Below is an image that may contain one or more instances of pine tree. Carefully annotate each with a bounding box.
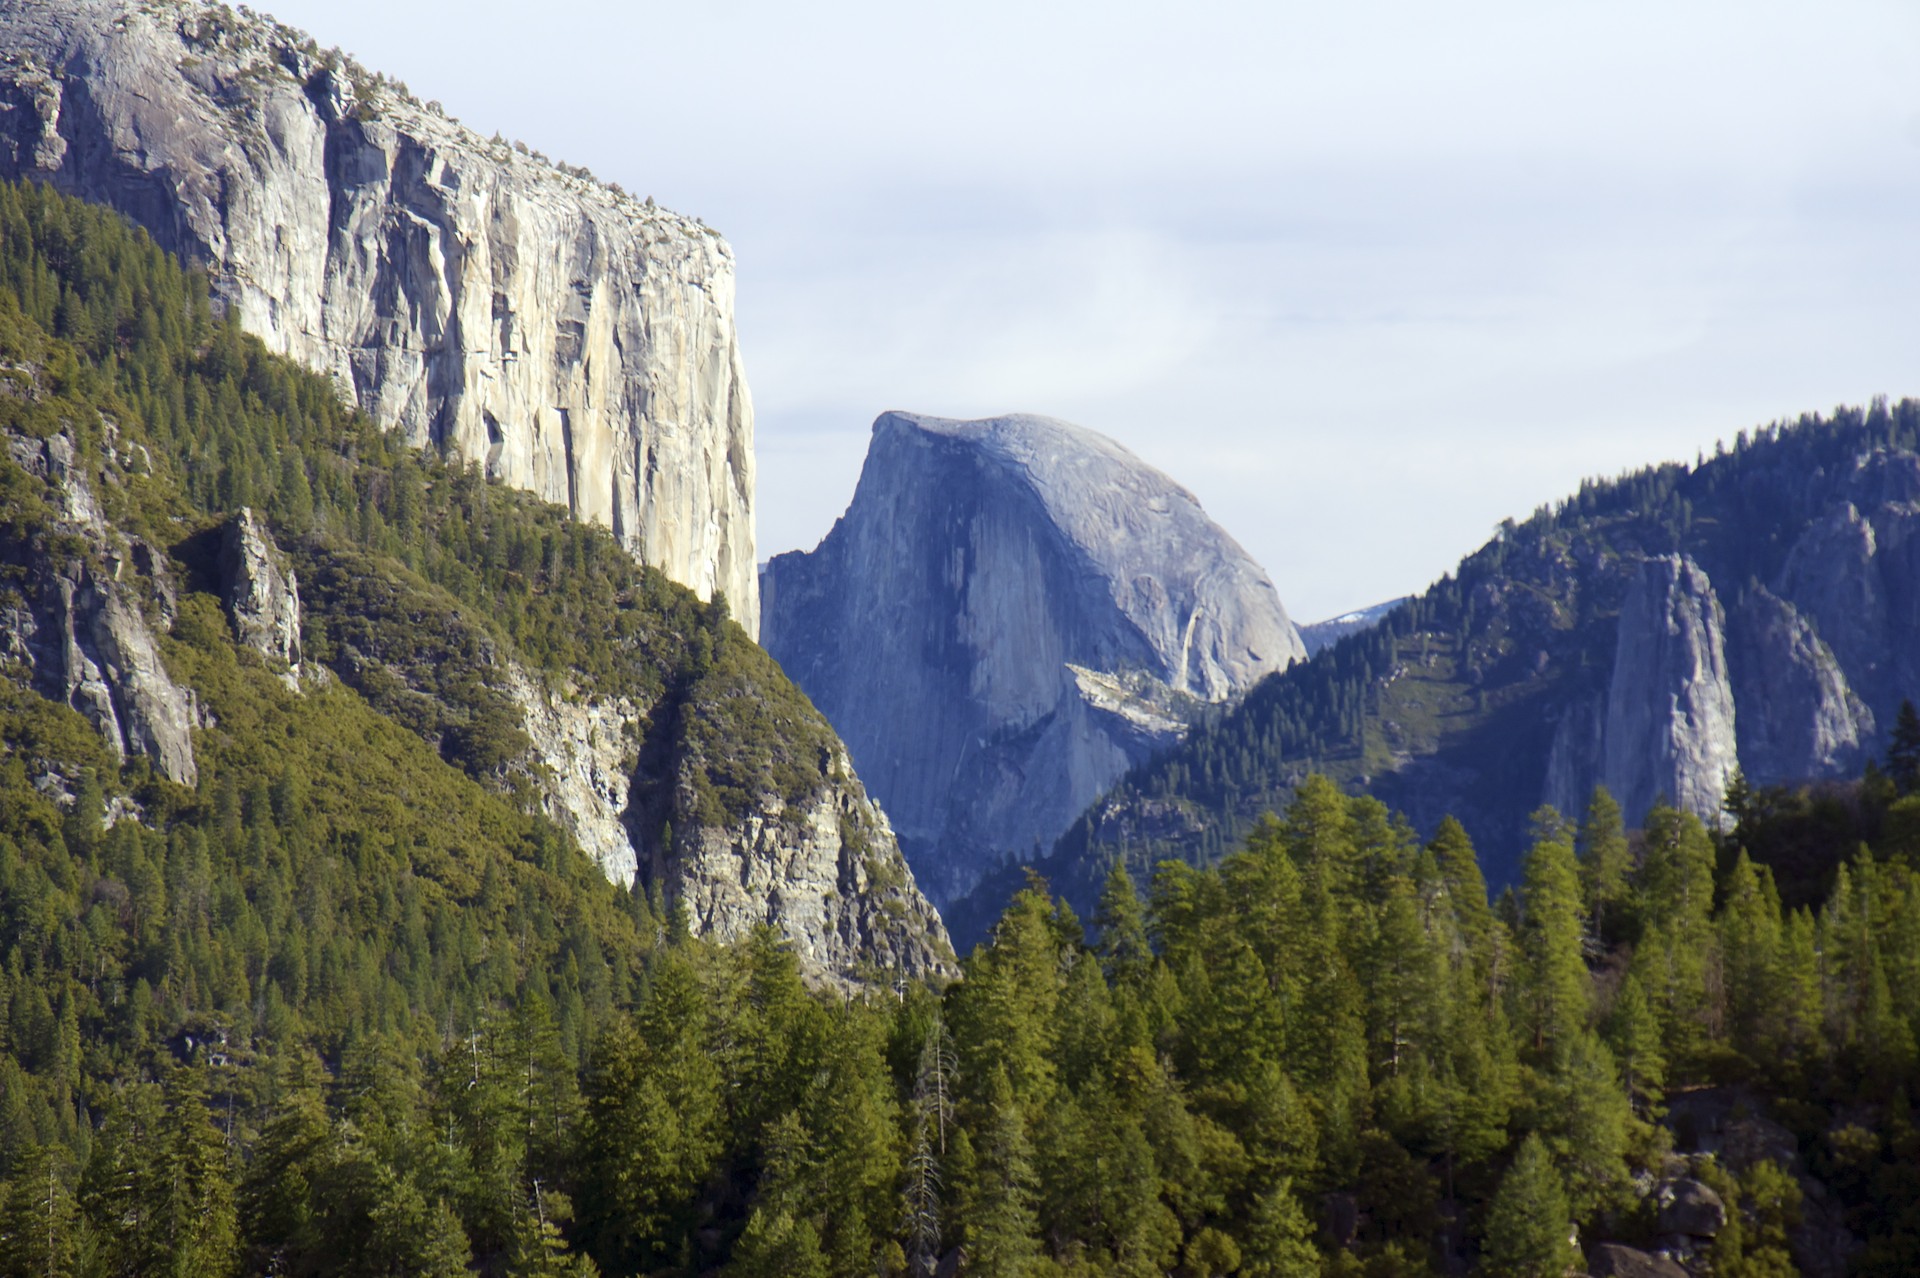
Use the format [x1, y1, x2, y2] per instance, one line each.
[1575, 788, 1630, 943]
[1601, 973, 1665, 1114]
[1238, 1181, 1319, 1278]
[1888, 700, 1920, 796]
[725, 1208, 827, 1278]
[0, 1143, 82, 1278]
[1094, 861, 1153, 988]
[1633, 806, 1719, 1071]
[1515, 813, 1590, 1062]
[1429, 816, 1495, 968]
[143, 1067, 238, 1278]
[965, 1066, 1043, 1278]
[1480, 1134, 1578, 1277]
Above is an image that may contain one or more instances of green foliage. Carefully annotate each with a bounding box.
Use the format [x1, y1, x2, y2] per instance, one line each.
[1041, 394, 1920, 904]
[7, 178, 1920, 1275]
[1478, 1135, 1577, 1277]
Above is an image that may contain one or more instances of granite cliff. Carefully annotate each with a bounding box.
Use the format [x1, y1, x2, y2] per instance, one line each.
[0, 0, 758, 629]
[761, 411, 1305, 905]
[1, 424, 198, 786]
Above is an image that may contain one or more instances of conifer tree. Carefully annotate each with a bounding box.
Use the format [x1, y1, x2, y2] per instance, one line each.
[1888, 700, 1920, 796]
[1429, 816, 1495, 968]
[1575, 788, 1630, 943]
[1094, 861, 1153, 988]
[1239, 1180, 1318, 1278]
[144, 1067, 238, 1278]
[1632, 806, 1718, 1070]
[1601, 973, 1665, 1114]
[0, 1143, 82, 1278]
[965, 1066, 1043, 1278]
[1514, 813, 1589, 1062]
[1480, 1134, 1577, 1277]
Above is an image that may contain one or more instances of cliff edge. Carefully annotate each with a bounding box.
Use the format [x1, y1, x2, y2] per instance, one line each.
[0, 0, 758, 629]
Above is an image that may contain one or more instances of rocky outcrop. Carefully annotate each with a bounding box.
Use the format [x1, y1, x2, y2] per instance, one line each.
[1586, 1244, 1687, 1278]
[1774, 452, 1920, 729]
[1656, 1177, 1727, 1239]
[761, 411, 1305, 905]
[296, 542, 952, 986]
[219, 507, 302, 671]
[1727, 586, 1871, 783]
[0, 0, 757, 630]
[1, 429, 197, 784]
[660, 742, 954, 984]
[502, 661, 640, 885]
[1035, 403, 1920, 892]
[1546, 555, 1744, 828]
[1601, 555, 1740, 824]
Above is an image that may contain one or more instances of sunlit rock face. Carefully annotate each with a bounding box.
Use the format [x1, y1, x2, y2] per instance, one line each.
[762, 410, 1306, 905]
[1601, 554, 1741, 825]
[0, 0, 758, 631]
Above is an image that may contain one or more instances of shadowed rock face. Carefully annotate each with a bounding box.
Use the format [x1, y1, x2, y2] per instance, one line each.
[220, 508, 302, 673]
[761, 411, 1305, 905]
[1, 429, 197, 786]
[0, 0, 757, 631]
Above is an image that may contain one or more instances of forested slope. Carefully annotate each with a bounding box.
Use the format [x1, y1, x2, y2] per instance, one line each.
[0, 177, 949, 985]
[952, 399, 1920, 940]
[3, 180, 1920, 1278]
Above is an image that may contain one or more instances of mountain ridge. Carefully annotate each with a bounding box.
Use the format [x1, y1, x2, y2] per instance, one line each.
[946, 399, 1920, 938]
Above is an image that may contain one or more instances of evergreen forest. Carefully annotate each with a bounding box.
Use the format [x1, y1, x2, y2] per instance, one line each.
[2, 183, 1920, 1278]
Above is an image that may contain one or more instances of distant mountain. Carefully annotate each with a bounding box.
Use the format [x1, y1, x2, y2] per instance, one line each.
[1299, 598, 1410, 655]
[948, 399, 1920, 939]
[761, 411, 1306, 906]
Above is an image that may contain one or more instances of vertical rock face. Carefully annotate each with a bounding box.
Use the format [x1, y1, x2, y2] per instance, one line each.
[1602, 555, 1739, 825]
[296, 544, 954, 987]
[761, 411, 1305, 905]
[1726, 587, 1871, 783]
[1775, 504, 1889, 714]
[660, 741, 955, 985]
[0, 0, 758, 630]
[1773, 454, 1920, 729]
[1, 429, 197, 785]
[219, 507, 302, 670]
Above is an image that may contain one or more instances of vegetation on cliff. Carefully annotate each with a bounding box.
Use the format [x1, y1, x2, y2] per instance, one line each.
[4, 178, 1920, 1278]
[1015, 395, 1920, 923]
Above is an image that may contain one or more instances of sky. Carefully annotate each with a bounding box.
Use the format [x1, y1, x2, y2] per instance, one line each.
[260, 0, 1920, 622]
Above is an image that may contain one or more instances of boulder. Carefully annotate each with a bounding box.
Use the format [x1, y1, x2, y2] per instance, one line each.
[1586, 1242, 1688, 1278]
[1657, 1177, 1727, 1239]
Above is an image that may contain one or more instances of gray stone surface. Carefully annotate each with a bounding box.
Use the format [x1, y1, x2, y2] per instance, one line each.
[1602, 555, 1740, 826]
[1656, 1177, 1727, 1239]
[219, 508, 302, 672]
[1774, 452, 1920, 732]
[0, 429, 197, 785]
[0, 0, 758, 631]
[666, 742, 955, 986]
[1727, 586, 1872, 784]
[1586, 1242, 1687, 1278]
[761, 411, 1305, 905]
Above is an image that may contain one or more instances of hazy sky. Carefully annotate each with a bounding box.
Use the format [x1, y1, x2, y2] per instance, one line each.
[262, 0, 1919, 622]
